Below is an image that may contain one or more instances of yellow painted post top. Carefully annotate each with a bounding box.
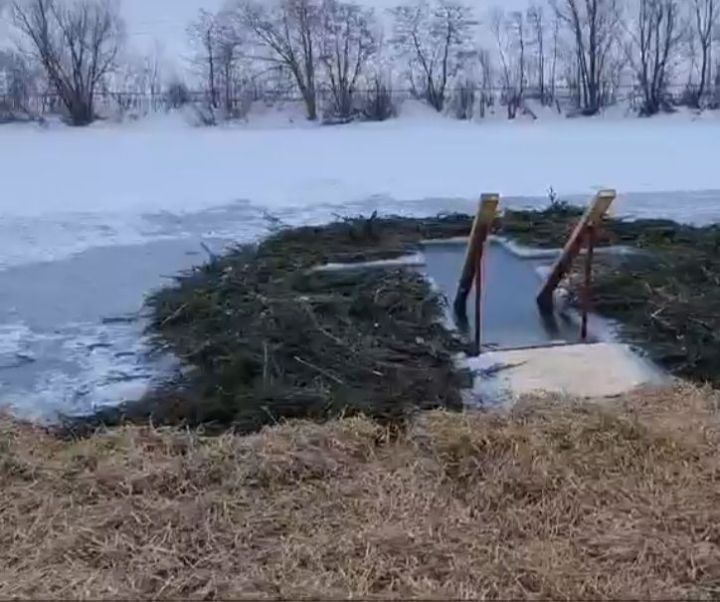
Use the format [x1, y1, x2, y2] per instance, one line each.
[536, 188, 617, 311]
[588, 189, 617, 224]
[454, 193, 501, 306]
[479, 193, 500, 224]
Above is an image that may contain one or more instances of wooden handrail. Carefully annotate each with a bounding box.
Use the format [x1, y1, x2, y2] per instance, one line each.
[454, 194, 499, 354]
[537, 190, 616, 312]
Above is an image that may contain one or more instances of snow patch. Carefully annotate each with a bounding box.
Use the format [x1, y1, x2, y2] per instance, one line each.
[0, 320, 169, 422]
[313, 252, 426, 272]
[469, 342, 668, 406]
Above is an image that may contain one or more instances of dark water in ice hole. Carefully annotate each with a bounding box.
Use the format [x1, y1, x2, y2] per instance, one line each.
[422, 240, 585, 351]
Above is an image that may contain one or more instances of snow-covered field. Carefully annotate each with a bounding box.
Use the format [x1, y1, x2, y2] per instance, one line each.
[2, 108, 720, 418]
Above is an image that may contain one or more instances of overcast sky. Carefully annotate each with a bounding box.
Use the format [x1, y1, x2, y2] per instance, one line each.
[0, 0, 539, 74]
[121, 0, 533, 65]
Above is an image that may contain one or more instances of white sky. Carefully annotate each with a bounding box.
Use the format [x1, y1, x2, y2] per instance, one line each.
[0, 0, 541, 71]
[0, 0, 540, 75]
[121, 0, 533, 63]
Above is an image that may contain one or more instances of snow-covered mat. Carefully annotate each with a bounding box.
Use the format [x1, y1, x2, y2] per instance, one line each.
[469, 342, 668, 405]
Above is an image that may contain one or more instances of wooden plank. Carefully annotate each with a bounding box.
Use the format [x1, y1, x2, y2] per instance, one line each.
[537, 190, 616, 312]
[454, 194, 499, 316]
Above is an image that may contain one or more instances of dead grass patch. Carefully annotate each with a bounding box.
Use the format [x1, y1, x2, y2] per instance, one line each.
[3, 385, 720, 599]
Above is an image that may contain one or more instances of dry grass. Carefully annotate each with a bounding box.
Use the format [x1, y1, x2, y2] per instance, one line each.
[3, 385, 720, 599]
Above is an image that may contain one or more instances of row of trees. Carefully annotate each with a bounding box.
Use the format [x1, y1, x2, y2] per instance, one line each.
[185, 0, 387, 122]
[555, 0, 718, 116]
[1, 0, 720, 125]
[188, 0, 720, 121]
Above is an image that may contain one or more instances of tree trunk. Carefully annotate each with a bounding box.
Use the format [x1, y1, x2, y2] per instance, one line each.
[66, 94, 93, 126]
[698, 47, 709, 101]
[208, 50, 217, 109]
[304, 88, 317, 120]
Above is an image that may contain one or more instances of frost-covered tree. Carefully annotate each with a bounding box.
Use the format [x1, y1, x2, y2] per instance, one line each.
[491, 8, 528, 118]
[0, 50, 38, 117]
[391, 0, 477, 112]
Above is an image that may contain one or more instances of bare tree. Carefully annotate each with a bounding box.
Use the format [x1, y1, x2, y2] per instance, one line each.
[476, 47, 493, 116]
[146, 46, 163, 109]
[108, 47, 163, 116]
[188, 8, 250, 122]
[513, 11, 527, 104]
[188, 9, 220, 110]
[549, 10, 561, 103]
[391, 0, 477, 112]
[690, 0, 717, 105]
[128, 43, 164, 111]
[552, 0, 622, 115]
[527, 3, 547, 103]
[628, 0, 682, 115]
[215, 11, 246, 117]
[12, 0, 124, 125]
[360, 72, 396, 120]
[0, 49, 38, 119]
[491, 8, 527, 118]
[319, 0, 377, 120]
[236, 0, 321, 120]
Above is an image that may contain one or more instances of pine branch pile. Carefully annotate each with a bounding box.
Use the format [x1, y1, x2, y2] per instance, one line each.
[68, 215, 475, 435]
[571, 224, 720, 386]
[64, 206, 720, 433]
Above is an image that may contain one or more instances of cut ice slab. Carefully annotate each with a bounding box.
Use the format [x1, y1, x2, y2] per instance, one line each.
[469, 342, 669, 406]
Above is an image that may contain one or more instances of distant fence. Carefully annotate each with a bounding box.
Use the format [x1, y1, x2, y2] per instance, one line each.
[0, 82, 713, 122]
